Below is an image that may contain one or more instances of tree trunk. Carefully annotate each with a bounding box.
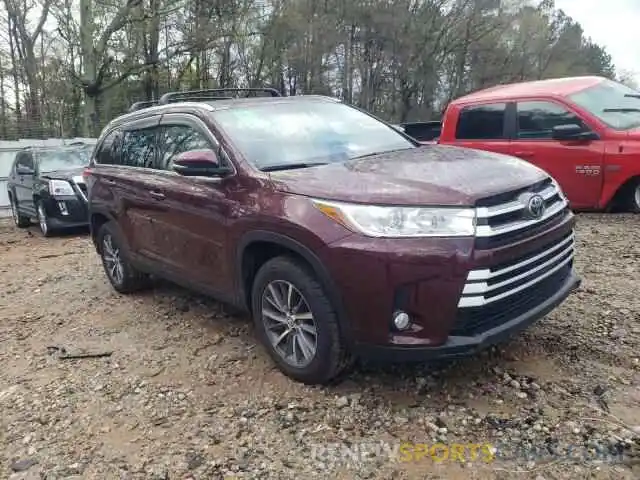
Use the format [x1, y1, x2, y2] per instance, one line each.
[79, 0, 98, 136]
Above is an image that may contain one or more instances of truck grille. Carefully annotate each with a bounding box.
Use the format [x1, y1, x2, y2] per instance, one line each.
[474, 178, 570, 249]
[458, 229, 575, 308]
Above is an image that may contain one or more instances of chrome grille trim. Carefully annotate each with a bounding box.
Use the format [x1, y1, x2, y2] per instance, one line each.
[458, 233, 575, 308]
[475, 179, 568, 238]
[467, 232, 575, 281]
[476, 184, 558, 218]
[72, 175, 87, 202]
[462, 242, 574, 295]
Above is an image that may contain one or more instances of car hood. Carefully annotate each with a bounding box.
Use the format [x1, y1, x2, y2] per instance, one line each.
[40, 167, 86, 182]
[268, 145, 548, 206]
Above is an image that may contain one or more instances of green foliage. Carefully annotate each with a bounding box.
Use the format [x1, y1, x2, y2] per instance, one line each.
[0, 0, 621, 137]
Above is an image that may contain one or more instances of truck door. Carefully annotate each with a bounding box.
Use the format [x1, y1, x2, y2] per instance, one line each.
[509, 100, 605, 209]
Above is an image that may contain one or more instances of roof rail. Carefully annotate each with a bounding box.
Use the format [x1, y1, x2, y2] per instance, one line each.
[128, 100, 159, 112]
[158, 87, 281, 105]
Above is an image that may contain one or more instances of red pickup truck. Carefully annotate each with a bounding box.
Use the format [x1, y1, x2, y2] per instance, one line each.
[400, 76, 640, 212]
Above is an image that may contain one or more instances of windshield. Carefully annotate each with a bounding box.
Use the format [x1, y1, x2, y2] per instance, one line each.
[569, 79, 640, 130]
[38, 147, 91, 172]
[210, 100, 416, 170]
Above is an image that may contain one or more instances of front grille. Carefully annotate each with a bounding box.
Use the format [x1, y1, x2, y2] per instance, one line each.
[72, 177, 88, 202]
[474, 178, 570, 249]
[458, 230, 575, 308]
[451, 263, 572, 336]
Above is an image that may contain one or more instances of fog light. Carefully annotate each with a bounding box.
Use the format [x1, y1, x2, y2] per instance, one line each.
[57, 201, 69, 215]
[392, 311, 411, 330]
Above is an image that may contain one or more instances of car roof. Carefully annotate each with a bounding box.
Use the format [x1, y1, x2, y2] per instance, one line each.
[107, 95, 340, 130]
[451, 76, 606, 105]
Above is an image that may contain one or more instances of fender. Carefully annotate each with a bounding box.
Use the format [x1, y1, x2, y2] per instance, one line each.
[599, 174, 639, 210]
[88, 207, 122, 251]
[236, 230, 354, 344]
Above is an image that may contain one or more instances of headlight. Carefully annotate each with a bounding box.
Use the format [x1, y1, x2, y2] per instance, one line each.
[49, 179, 75, 196]
[313, 199, 476, 237]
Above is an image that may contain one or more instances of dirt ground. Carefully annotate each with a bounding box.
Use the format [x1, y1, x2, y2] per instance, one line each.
[0, 214, 639, 480]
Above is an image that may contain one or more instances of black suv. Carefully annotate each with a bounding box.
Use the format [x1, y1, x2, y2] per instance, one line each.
[7, 143, 93, 236]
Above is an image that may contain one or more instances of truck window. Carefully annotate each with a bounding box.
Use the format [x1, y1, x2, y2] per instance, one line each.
[516, 101, 586, 139]
[455, 103, 506, 140]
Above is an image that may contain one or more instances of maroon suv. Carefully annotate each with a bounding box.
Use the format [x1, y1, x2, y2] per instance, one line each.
[84, 88, 581, 384]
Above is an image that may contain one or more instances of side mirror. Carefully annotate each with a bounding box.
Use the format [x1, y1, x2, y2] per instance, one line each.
[551, 124, 598, 141]
[172, 149, 231, 177]
[16, 165, 34, 175]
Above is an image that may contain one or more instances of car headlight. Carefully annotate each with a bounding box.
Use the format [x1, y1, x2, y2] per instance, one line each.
[313, 199, 476, 237]
[49, 179, 75, 196]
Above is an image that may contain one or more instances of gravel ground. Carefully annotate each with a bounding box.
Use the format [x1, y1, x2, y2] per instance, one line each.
[0, 214, 639, 480]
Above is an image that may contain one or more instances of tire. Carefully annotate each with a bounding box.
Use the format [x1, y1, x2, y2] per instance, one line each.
[625, 180, 640, 213]
[251, 256, 352, 385]
[10, 195, 30, 228]
[36, 200, 54, 237]
[97, 221, 151, 293]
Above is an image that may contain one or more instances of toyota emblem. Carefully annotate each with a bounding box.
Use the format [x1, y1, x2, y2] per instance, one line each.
[527, 194, 545, 219]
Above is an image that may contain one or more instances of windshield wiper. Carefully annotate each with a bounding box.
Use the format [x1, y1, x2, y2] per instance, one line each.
[349, 147, 415, 161]
[602, 108, 640, 113]
[261, 162, 329, 172]
[624, 94, 640, 99]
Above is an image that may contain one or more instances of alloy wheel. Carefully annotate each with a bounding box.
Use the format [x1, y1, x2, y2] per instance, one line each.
[634, 184, 640, 210]
[37, 204, 48, 235]
[102, 234, 124, 286]
[261, 280, 318, 368]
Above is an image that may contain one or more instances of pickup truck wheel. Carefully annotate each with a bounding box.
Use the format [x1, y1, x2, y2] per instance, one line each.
[251, 256, 352, 385]
[10, 196, 30, 228]
[97, 222, 151, 293]
[628, 181, 640, 213]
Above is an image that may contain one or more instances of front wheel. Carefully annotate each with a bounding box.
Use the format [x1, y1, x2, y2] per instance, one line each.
[97, 222, 150, 293]
[251, 256, 352, 385]
[36, 201, 53, 237]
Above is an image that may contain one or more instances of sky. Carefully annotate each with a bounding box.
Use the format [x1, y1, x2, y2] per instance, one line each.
[554, 0, 640, 84]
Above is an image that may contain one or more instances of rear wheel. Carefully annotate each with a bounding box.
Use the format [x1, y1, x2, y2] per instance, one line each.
[10, 196, 30, 228]
[97, 222, 150, 293]
[251, 256, 352, 385]
[626, 180, 640, 213]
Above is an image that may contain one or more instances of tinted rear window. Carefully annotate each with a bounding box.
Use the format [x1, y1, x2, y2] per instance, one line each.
[455, 103, 507, 140]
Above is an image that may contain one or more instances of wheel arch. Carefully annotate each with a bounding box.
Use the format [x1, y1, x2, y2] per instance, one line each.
[236, 231, 353, 344]
[89, 209, 123, 253]
[604, 174, 640, 211]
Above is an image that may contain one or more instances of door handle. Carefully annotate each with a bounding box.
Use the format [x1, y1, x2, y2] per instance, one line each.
[149, 190, 165, 200]
[513, 151, 535, 157]
[103, 178, 116, 185]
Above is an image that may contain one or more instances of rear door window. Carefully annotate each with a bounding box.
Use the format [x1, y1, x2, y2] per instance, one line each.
[455, 103, 507, 140]
[121, 128, 158, 168]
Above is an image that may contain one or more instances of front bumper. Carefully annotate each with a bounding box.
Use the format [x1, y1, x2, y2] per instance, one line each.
[42, 195, 88, 228]
[320, 207, 576, 354]
[353, 268, 580, 362]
